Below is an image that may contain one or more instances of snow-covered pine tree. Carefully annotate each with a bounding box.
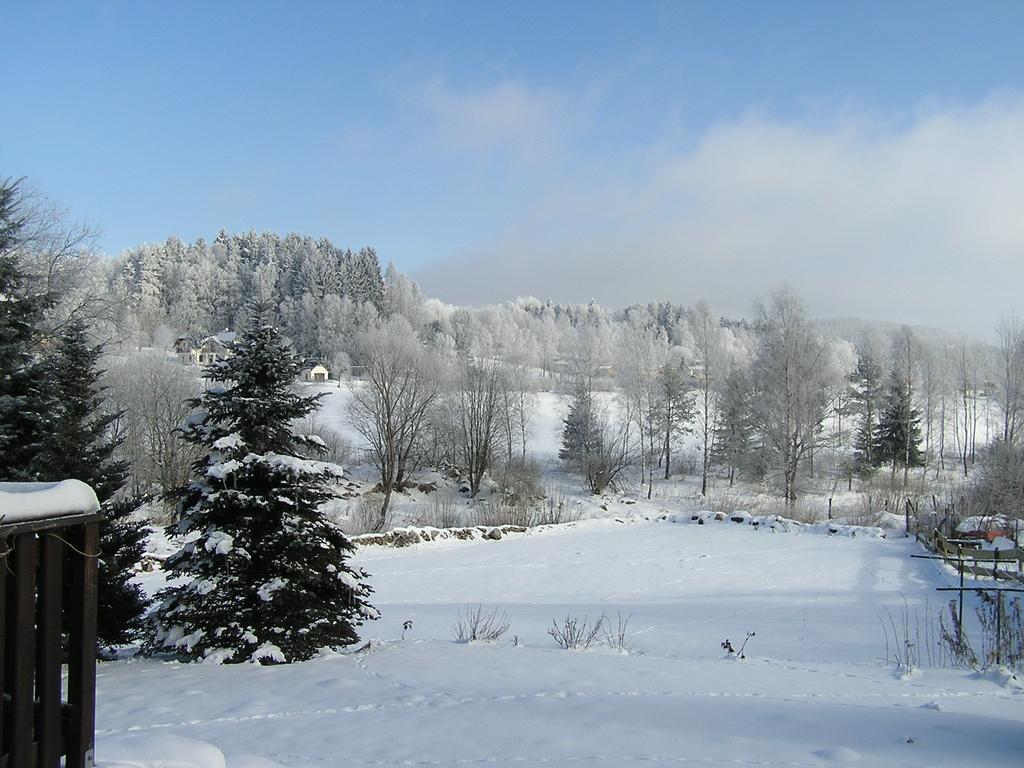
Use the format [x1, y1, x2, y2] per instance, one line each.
[33, 320, 149, 646]
[344, 247, 385, 312]
[153, 301, 376, 664]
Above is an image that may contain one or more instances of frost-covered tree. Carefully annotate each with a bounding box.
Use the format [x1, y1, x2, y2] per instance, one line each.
[749, 289, 836, 505]
[153, 303, 376, 663]
[617, 316, 666, 498]
[689, 301, 726, 494]
[995, 314, 1024, 447]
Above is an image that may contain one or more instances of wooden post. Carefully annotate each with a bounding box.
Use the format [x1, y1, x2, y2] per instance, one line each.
[957, 547, 964, 636]
[996, 594, 1003, 666]
[66, 522, 99, 768]
[37, 533, 64, 768]
[0, 535, 7, 756]
[10, 532, 37, 767]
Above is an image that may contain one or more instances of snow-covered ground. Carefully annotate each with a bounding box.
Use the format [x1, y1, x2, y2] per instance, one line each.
[97, 517, 1023, 767]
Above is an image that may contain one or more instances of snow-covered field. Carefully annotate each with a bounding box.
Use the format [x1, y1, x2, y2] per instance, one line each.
[97, 517, 1023, 767]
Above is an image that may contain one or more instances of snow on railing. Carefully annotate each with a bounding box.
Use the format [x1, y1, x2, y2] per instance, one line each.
[0, 479, 99, 524]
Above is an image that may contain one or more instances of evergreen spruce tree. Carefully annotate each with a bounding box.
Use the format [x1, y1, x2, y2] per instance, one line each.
[850, 351, 884, 473]
[875, 370, 923, 474]
[0, 177, 52, 480]
[712, 364, 753, 486]
[559, 383, 597, 468]
[33, 320, 149, 646]
[153, 302, 376, 664]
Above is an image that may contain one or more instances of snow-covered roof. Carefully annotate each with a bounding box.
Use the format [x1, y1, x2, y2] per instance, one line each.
[0, 479, 100, 525]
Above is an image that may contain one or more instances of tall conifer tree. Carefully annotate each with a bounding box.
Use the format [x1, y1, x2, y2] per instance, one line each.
[850, 351, 884, 473]
[875, 369, 923, 474]
[34, 320, 149, 646]
[153, 301, 376, 664]
[0, 177, 51, 479]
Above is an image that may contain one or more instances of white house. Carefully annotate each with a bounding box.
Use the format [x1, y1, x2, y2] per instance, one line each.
[173, 330, 237, 366]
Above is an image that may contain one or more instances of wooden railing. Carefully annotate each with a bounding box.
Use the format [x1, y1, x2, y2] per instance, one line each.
[1, 511, 101, 768]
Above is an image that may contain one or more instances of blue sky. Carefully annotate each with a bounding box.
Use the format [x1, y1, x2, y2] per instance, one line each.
[4, 1, 1024, 330]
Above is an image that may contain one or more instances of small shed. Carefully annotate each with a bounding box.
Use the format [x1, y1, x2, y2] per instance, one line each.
[0, 480, 101, 768]
[305, 363, 330, 383]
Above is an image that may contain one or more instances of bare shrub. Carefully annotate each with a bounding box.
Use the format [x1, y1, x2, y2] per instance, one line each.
[468, 498, 533, 527]
[701, 491, 825, 524]
[530, 492, 582, 526]
[602, 611, 641, 655]
[413, 493, 463, 529]
[548, 613, 606, 650]
[468, 490, 582, 528]
[344, 493, 393, 535]
[878, 598, 946, 671]
[453, 603, 511, 643]
[499, 457, 544, 504]
[700, 490, 749, 515]
[880, 601, 919, 672]
[938, 601, 978, 669]
[975, 593, 1023, 671]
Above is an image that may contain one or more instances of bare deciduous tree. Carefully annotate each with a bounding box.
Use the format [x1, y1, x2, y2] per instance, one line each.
[347, 317, 442, 526]
[453, 359, 507, 497]
[995, 313, 1024, 447]
[104, 351, 203, 508]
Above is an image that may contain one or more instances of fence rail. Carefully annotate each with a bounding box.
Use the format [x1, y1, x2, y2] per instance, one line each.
[1, 511, 101, 768]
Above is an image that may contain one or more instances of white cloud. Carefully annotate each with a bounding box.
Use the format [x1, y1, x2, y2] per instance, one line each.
[416, 77, 565, 161]
[416, 95, 1024, 336]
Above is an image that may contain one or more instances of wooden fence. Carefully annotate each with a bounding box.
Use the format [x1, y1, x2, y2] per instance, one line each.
[1, 510, 101, 768]
[918, 528, 1024, 582]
